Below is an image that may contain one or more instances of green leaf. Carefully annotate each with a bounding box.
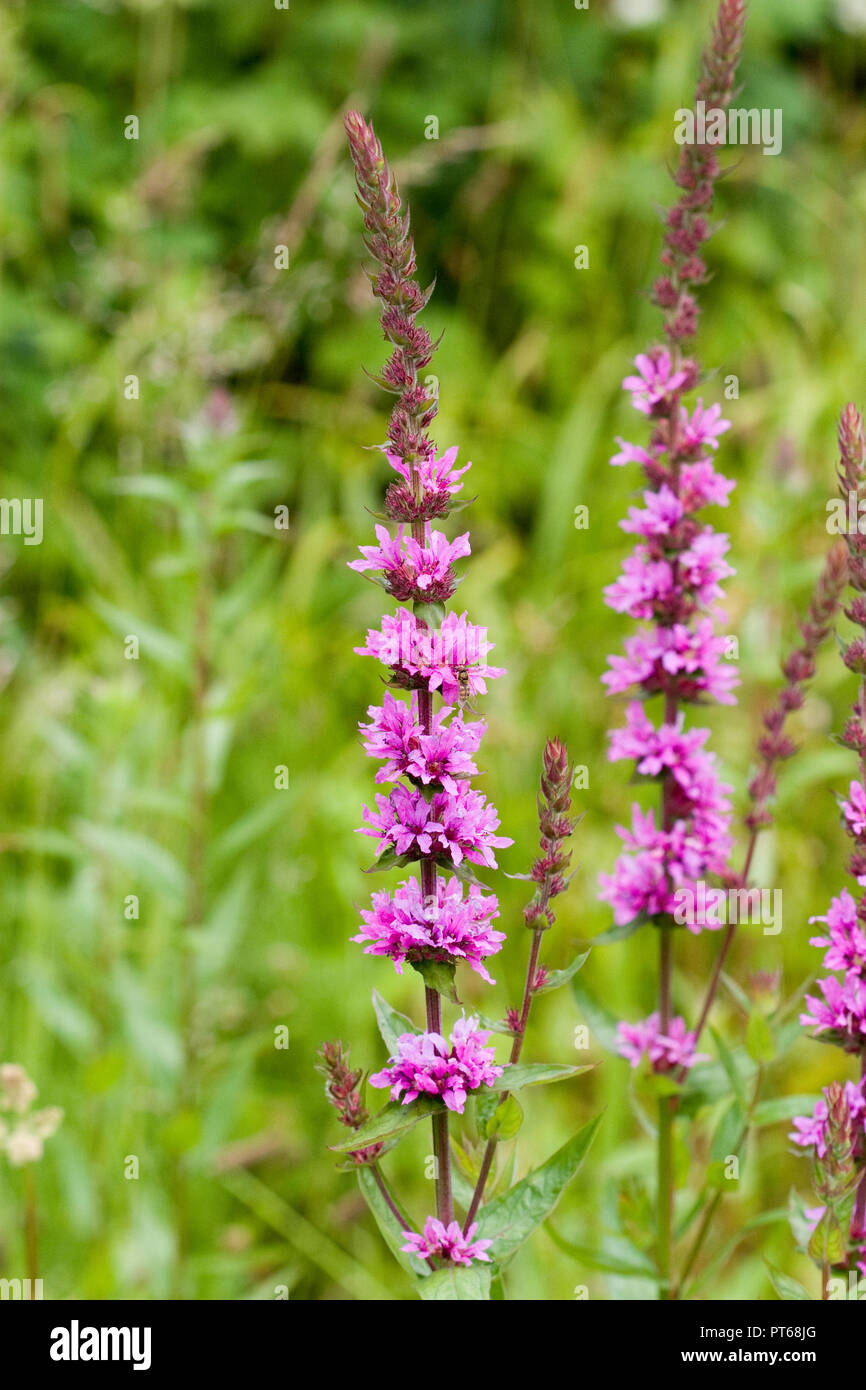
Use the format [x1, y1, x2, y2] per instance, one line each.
[372, 990, 419, 1057]
[765, 1262, 814, 1301]
[111, 474, 191, 509]
[746, 1010, 775, 1063]
[482, 1094, 523, 1142]
[357, 1167, 428, 1280]
[709, 1026, 747, 1107]
[545, 1224, 656, 1276]
[788, 1187, 816, 1252]
[591, 917, 646, 945]
[410, 957, 460, 1002]
[451, 1135, 483, 1184]
[332, 1067, 588, 1152]
[492, 1063, 592, 1091]
[475, 1114, 602, 1261]
[447, 857, 488, 889]
[91, 599, 191, 676]
[75, 821, 188, 902]
[535, 949, 591, 993]
[330, 1096, 444, 1152]
[416, 1263, 492, 1300]
[808, 1207, 850, 1266]
[643, 1073, 682, 1099]
[683, 1209, 789, 1297]
[362, 846, 403, 875]
[413, 601, 446, 630]
[473, 1011, 515, 1035]
[753, 1095, 817, 1127]
[711, 1098, 746, 1163]
[571, 980, 621, 1053]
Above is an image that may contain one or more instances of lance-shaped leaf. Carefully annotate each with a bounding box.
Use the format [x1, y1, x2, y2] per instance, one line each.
[590, 917, 647, 945]
[416, 1263, 492, 1300]
[482, 1094, 524, 1142]
[331, 1064, 589, 1151]
[489, 1062, 593, 1091]
[474, 1113, 602, 1261]
[534, 949, 591, 994]
[571, 979, 621, 1054]
[330, 1096, 443, 1151]
[765, 1262, 813, 1301]
[372, 990, 419, 1057]
[356, 1166, 429, 1280]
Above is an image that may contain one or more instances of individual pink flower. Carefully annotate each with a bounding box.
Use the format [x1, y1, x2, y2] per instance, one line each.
[617, 1012, 707, 1073]
[678, 400, 730, 453]
[355, 609, 505, 704]
[679, 459, 736, 510]
[349, 523, 470, 603]
[619, 485, 685, 538]
[809, 888, 866, 977]
[603, 619, 739, 705]
[359, 783, 512, 869]
[401, 1215, 492, 1267]
[370, 1015, 503, 1113]
[359, 691, 484, 794]
[352, 876, 504, 982]
[383, 445, 472, 521]
[622, 351, 689, 416]
[610, 438, 664, 469]
[801, 973, 866, 1052]
[842, 780, 866, 838]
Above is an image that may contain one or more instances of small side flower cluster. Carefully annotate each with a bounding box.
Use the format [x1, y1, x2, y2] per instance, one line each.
[402, 1216, 492, 1267]
[795, 1083, 866, 1281]
[599, 353, 738, 931]
[316, 1042, 383, 1167]
[522, 737, 576, 932]
[0, 1063, 63, 1167]
[370, 1016, 503, 1114]
[792, 407, 866, 1283]
[617, 1013, 707, 1074]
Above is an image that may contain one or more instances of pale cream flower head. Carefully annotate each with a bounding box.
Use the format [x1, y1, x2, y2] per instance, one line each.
[0, 1064, 63, 1167]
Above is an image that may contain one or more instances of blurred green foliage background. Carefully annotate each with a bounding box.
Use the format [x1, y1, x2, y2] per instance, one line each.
[2, 0, 866, 1300]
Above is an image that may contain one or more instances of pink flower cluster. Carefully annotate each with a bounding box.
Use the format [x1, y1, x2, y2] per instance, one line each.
[350, 523, 471, 603]
[617, 1012, 707, 1074]
[600, 350, 737, 931]
[401, 1215, 492, 1267]
[801, 889, 866, 1053]
[601, 702, 733, 929]
[384, 445, 472, 522]
[352, 877, 505, 983]
[790, 1080, 866, 1160]
[359, 782, 510, 870]
[370, 1016, 504, 1114]
[356, 608, 506, 706]
[359, 691, 484, 795]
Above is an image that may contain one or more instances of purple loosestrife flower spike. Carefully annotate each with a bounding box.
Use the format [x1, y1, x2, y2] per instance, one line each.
[337, 113, 512, 1236]
[791, 406, 866, 1287]
[654, 0, 747, 346]
[601, 0, 745, 1303]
